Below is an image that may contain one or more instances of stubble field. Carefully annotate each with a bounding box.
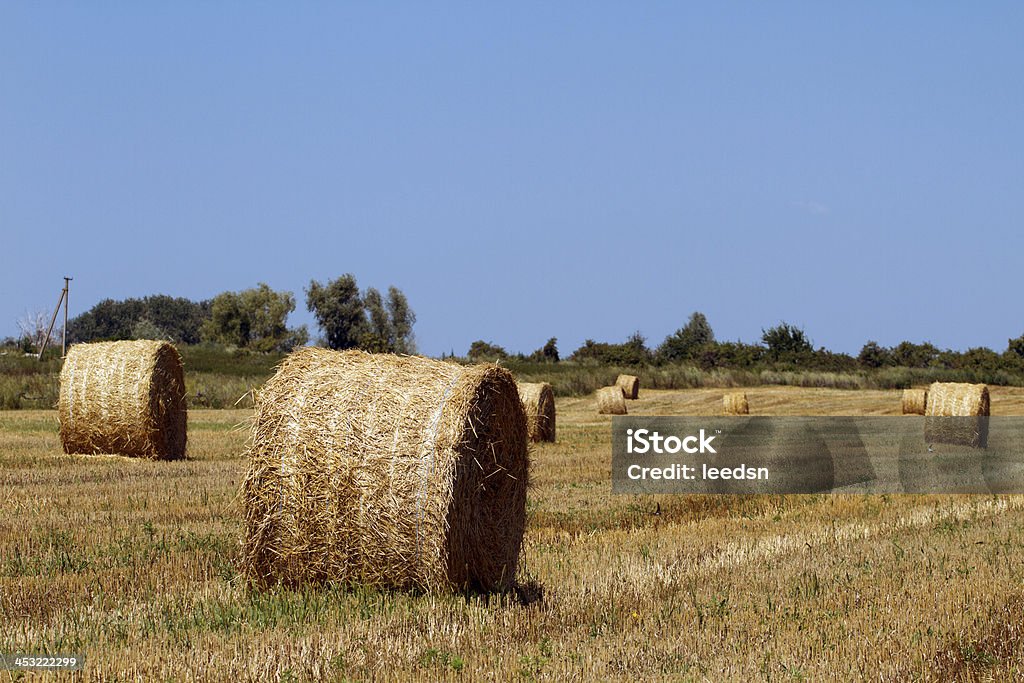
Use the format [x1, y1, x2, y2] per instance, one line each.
[3, 386, 1024, 681]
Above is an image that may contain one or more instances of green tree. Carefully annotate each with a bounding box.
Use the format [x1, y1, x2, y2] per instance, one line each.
[891, 341, 939, 368]
[570, 332, 650, 366]
[201, 284, 307, 352]
[1008, 334, 1024, 358]
[363, 288, 390, 341]
[857, 341, 891, 368]
[202, 292, 247, 347]
[344, 280, 415, 352]
[386, 286, 416, 354]
[467, 340, 508, 361]
[658, 312, 715, 362]
[542, 337, 559, 362]
[306, 275, 366, 350]
[131, 318, 169, 341]
[68, 296, 210, 344]
[761, 322, 812, 361]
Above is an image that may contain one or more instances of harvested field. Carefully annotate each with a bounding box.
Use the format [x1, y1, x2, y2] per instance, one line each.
[4, 385, 1024, 679]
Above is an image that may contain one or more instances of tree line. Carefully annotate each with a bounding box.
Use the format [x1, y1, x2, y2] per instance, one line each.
[21, 290, 1024, 379]
[60, 275, 416, 354]
[466, 312, 1024, 377]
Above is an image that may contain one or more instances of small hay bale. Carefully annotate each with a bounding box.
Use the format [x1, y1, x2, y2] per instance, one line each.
[517, 382, 556, 443]
[597, 386, 627, 415]
[241, 348, 529, 592]
[616, 374, 640, 400]
[58, 340, 187, 459]
[723, 392, 749, 415]
[924, 382, 990, 448]
[901, 388, 928, 415]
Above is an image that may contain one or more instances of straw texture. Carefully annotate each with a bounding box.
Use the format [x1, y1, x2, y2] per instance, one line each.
[901, 388, 928, 415]
[517, 382, 556, 443]
[58, 340, 187, 459]
[723, 392, 749, 415]
[241, 348, 529, 592]
[924, 382, 990, 448]
[597, 386, 627, 415]
[616, 374, 639, 400]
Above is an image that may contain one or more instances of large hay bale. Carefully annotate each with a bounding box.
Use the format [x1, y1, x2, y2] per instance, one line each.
[58, 340, 187, 459]
[924, 382, 990, 448]
[517, 382, 556, 443]
[241, 348, 529, 592]
[723, 392, 749, 415]
[616, 374, 639, 400]
[901, 388, 927, 415]
[597, 386, 627, 415]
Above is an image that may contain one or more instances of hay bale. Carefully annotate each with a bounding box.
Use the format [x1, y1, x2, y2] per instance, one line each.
[924, 382, 990, 448]
[241, 348, 529, 592]
[597, 386, 627, 415]
[58, 340, 187, 459]
[616, 374, 639, 400]
[517, 382, 556, 443]
[723, 392, 749, 415]
[901, 388, 928, 415]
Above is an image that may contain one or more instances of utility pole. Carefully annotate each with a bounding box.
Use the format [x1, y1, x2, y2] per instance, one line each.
[62, 276, 71, 357]
[38, 277, 71, 361]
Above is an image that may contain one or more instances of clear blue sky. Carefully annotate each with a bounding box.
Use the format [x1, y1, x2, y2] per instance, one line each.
[2, 4, 1022, 357]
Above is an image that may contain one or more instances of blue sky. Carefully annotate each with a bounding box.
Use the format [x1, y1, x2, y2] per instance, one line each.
[2, 4, 1022, 357]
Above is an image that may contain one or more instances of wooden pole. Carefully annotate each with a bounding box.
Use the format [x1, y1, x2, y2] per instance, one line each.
[38, 278, 70, 361]
[62, 277, 72, 357]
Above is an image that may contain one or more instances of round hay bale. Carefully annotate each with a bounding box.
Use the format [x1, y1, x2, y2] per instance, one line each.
[597, 386, 627, 415]
[616, 374, 639, 400]
[58, 340, 187, 459]
[723, 392, 749, 415]
[901, 388, 927, 415]
[241, 348, 529, 592]
[924, 382, 990, 448]
[517, 382, 556, 443]
[925, 382, 989, 417]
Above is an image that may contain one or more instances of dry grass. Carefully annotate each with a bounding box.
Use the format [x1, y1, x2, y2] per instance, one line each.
[615, 374, 639, 400]
[723, 391, 749, 415]
[925, 382, 991, 448]
[4, 385, 1024, 679]
[596, 386, 627, 415]
[926, 382, 990, 417]
[59, 340, 187, 459]
[902, 388, 928, 415]
[518, 381, 556, 443]
[242, 349, 528, 592]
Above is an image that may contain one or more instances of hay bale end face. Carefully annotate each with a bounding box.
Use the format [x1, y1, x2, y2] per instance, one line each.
[616, 374, 639, 400]
[517, 382, 556, 443]
[924, 382, 990, 448]
[901, 388, 928, 415]
[597, 386, 627, 415]
[242, 348, 529, 593]
[58, 340, 187, 459]
[723, 392, 749, 415]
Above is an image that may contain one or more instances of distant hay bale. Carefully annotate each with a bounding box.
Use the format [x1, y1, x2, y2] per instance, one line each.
[723, 392, 749, 415]
[241, 348, 529, 593]
[901, 388, 928, 415]
[924, 382, 990, 448]
[616, 374, 639, 400]
[517, 382, 556, 443]
[597, 386, 627, 415]
[58, 340, 187, 459]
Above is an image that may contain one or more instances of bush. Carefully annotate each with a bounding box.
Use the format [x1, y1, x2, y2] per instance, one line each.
[570, 333, 651, 366]
[467, 341, 508, 362]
